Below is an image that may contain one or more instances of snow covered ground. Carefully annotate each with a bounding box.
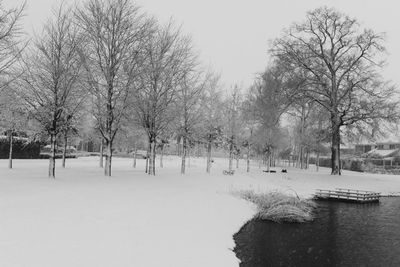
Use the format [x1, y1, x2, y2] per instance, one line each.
[1, 156, 400, 267]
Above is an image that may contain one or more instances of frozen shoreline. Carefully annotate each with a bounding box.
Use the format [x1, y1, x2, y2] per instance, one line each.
[1, 156, 399, 266]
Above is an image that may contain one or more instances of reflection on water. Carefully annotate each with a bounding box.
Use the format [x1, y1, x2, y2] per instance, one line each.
[233, 198, 400, 267]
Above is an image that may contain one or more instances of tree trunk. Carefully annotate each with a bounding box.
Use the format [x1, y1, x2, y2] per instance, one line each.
[316, 118, 322, 171]
[246, 143, 251, 172]
[187, 146, 191, 168]
[236, 155, 239, 169]
[300, 146, 304, 169]
[177, 141, 181, 157]
[8, 130, 13, 169]
[299, 103, 306, 169]
[145, 142, 150, 173]
[229, 146, 233, 172]
[181, 136, 187, 174]
[49, 133, 56, 178]
[229, 152, 233, 171]
[331, 117, 341, 175]
[62, 134, 67, 168]
[133, 143, 137, 168]
[104, 139, 112, 176]
[160, 144, 164, 168]
[206, 140, 212, 173]
[197, 142, 201, 157]
[271, 149, 275, 167]
[99, 138, 104, 168]
[148, 140, 156, 175]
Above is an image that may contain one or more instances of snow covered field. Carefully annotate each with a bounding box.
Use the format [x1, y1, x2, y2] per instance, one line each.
[1, 156, 400, 267]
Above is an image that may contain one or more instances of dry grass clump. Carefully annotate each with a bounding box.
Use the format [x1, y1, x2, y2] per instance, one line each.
[234, 189, 317, 223]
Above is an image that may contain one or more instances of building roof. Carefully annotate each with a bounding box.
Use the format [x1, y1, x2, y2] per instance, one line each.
[376, 141, 400, 145]
[364, 149, 400, 158]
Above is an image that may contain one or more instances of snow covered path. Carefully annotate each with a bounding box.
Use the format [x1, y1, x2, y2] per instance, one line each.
[1, 156, 400, 267]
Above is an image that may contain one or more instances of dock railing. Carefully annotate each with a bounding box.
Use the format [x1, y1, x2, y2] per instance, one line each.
[315, 188, 380, 203]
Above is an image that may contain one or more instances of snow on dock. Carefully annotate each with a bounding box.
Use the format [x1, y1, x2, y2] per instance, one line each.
[315, 188, 380, 203]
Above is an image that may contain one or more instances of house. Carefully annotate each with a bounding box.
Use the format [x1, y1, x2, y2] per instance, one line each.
[355, 144, 376, 155]
[376, 142, 400, 150]
[361, 142, 400, 159]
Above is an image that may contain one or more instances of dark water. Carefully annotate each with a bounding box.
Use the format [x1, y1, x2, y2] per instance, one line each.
[233, 198, 400, 267]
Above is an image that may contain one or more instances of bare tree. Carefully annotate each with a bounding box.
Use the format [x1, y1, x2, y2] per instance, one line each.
[241, 91, 259, 172]
[271, 7, 399, 174]
[60, 113, 79, 168]
[223, 86, 242, 172]
[0, 88, 27, 169]
[200, 74, 223, 173]
[134, 21, 196, 175]
[0, 1, 26, 161]
[246, 64, 295, 170]
[76, 0, 151, 176]
[286, 100, 315, 169]
[18, 5, 84, 178]
[0, 1, 25, 94]
[176, 70, 206, 174]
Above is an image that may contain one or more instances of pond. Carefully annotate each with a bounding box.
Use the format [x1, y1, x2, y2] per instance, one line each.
[233, 197, 400, 267]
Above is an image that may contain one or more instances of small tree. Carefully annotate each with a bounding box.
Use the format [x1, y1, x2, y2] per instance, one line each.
[76, 0, 151, 176]
[176, 70, 206, 174]
[246, 64, 295, 169]
[0, 88, 27, 168]
[60, 113, 79, 168]
[0, 1, 25, 94]
[222, 86, 242, 171]
[134, 21, 196, 175]
[0, 1, 27, 166]
[18, 5, 84, 178]
[241, 91, 259, 172]
[199, 74, 223, 173]
[286, 100, 316, 169]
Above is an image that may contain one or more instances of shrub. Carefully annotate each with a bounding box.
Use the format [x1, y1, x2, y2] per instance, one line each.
[309, 157, 365, 172]
[233, 189, 316, 223]
[0, 138, 42, 159]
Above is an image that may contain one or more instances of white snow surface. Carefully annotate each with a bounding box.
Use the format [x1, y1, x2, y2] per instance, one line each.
[1, 156, 400, 267]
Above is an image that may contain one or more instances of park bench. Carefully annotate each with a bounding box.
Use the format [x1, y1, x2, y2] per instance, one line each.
[263, 169, 276, 173]
[263, 169, 287, 173]
[223, 170, 235, 175]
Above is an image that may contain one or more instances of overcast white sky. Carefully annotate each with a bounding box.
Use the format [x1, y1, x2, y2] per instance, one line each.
[5, 0, 400, 90]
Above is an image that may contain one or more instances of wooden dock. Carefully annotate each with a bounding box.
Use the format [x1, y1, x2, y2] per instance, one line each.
[315, 188, 380, 203]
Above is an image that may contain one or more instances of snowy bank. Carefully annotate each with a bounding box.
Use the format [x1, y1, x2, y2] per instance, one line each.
[0, 157, 254, 267]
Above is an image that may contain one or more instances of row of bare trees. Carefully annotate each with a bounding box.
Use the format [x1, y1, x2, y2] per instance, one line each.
[1, 3, 399, 177]
[0, 0, 212, 178]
